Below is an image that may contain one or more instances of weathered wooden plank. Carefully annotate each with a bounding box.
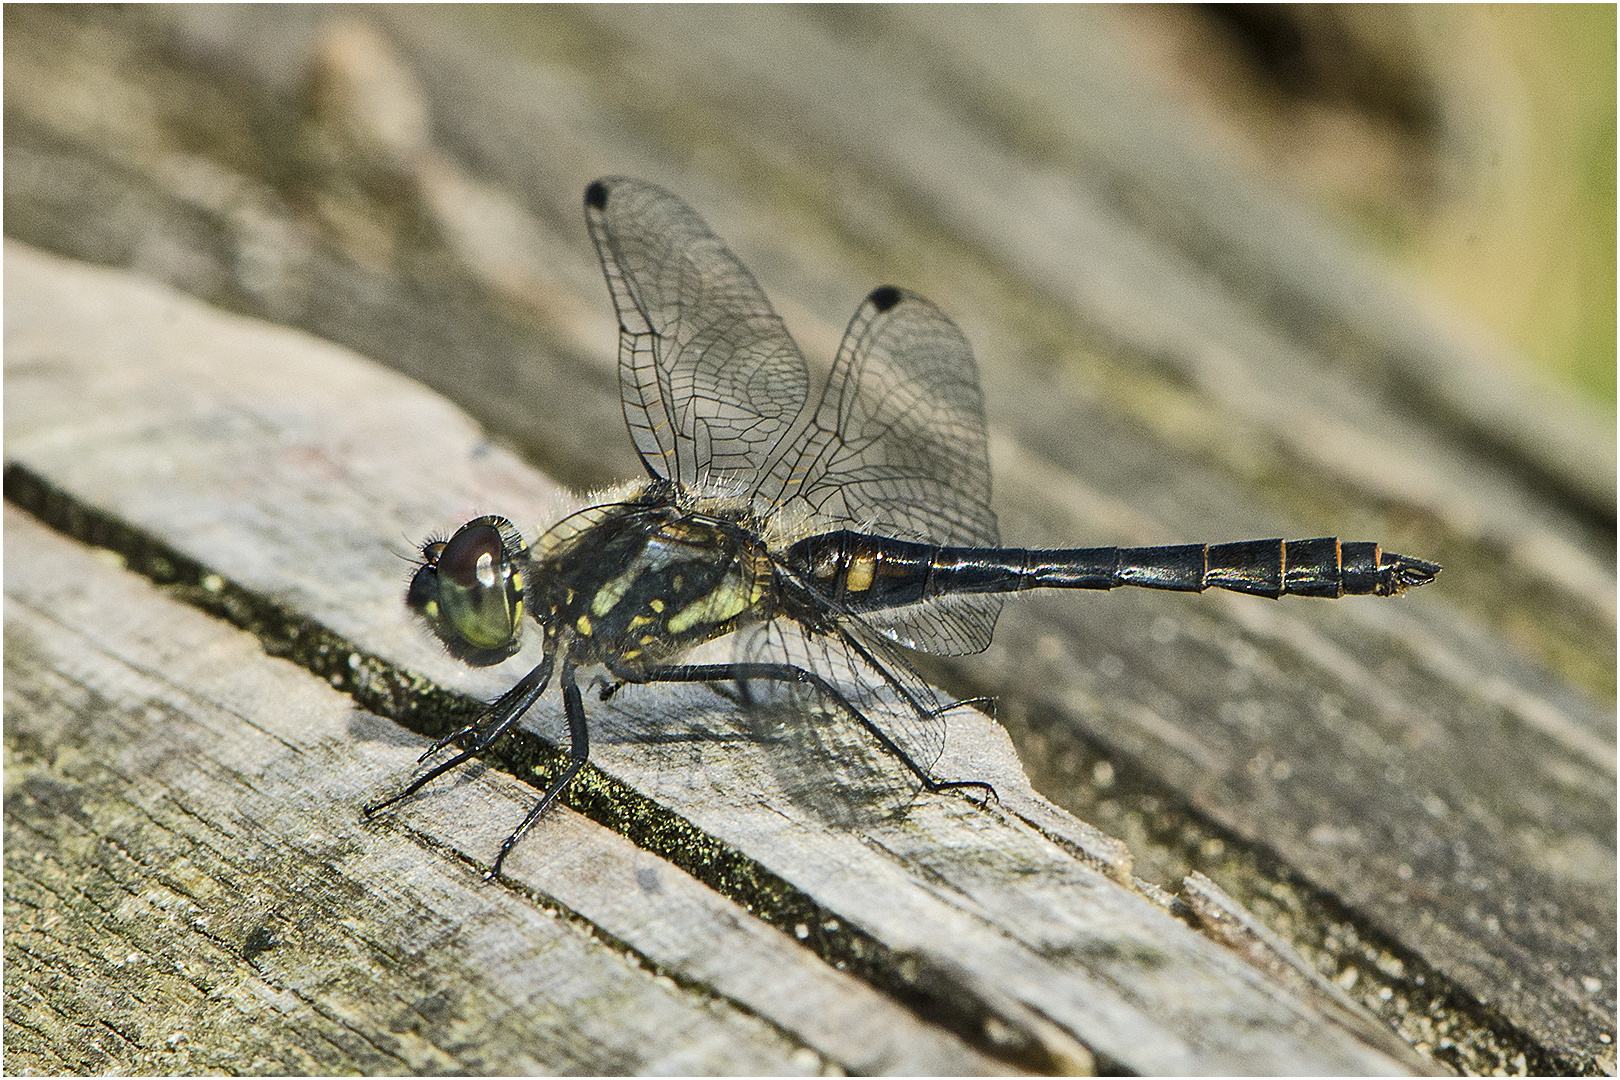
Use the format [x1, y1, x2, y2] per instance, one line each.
[3, 5, 1611, 1074]
[4, 508, 839, 1076]
[0, 246, 1015, 1077]
[326, 13, 1620, 1072]
[5, 240, 1432, 1075]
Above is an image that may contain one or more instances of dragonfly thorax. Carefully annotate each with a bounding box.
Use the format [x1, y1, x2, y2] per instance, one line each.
[531, 497, 777, 671]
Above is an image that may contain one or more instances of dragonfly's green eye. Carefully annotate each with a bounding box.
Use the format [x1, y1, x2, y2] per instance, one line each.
[407, 516, 529, 666]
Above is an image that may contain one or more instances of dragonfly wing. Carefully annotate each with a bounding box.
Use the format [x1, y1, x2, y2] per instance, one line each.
[584, 177, 810, 490]
[730, 616, 948, 827]
[767, 286, 1004, 654]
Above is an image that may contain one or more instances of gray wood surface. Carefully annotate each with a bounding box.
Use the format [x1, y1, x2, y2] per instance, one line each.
[5, 506, 862, 1077]
[5, 5, 1613, 1075]
[8, 242, 1426, 1075]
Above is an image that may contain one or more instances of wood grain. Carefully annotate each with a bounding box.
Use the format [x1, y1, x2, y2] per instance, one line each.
[6, 242, 1432, 1075]
[4, 5, 1611, 1074]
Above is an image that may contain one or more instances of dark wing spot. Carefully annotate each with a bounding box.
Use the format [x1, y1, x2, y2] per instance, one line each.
[868, 285, 902, 312]
[585, 179, 609, 210]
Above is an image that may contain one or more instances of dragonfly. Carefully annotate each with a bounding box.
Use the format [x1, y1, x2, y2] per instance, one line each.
[367, 176, 1439, 877]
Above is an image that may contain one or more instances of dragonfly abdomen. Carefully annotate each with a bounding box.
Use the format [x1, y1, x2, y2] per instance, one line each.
[1037, 537, 1441, 598]
[789, 530, 1439, 607]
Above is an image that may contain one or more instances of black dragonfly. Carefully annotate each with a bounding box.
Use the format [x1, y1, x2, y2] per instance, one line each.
[369, 177, 1439, 877]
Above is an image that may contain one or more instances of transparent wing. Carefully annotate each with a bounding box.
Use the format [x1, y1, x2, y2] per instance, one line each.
[584, 177, 810, 490]
[730, 615, 949, 827]
[765, 287, 1003, 654]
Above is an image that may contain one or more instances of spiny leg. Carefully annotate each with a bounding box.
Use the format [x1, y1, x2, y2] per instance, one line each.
[606, 659, 996, 805]
[944, 695, 995, 717]
[364, 652, 555, 818]
[489, 656, 590, 879]
[417, 665, 552, 761]
[924, 695, 1000, 804]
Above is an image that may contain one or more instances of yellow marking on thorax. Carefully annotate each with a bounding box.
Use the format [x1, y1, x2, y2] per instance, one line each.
[844, 552, 877, 593]
[576, 615, 593, 636]
[648, 598, 665, 612]
[667, 577, 752, 634]
[591, 565, 644, 617]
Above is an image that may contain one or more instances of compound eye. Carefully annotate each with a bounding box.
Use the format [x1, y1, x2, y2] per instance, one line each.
[408, 517, 527, 666]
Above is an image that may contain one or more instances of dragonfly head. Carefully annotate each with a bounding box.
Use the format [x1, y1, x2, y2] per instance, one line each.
[407, 515, 530, 666]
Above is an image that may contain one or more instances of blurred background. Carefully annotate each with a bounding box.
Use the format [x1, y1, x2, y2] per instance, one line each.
[6, 5, 1613, 1074]
[1121, 4, 1615, 409]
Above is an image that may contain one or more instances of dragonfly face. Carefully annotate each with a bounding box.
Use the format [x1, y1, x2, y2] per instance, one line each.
[406, 514, 529, 667]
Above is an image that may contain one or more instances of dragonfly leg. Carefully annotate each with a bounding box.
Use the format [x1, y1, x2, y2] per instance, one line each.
[488, 656, 589, 879]
[607, 659, 995, 805]
[925, 696, 999, 803]
[415, 666, 551, 762]
[364, 652, 554, 818]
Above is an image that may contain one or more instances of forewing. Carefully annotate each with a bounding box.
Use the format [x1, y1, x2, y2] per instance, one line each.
[767, 287, 1003, 654]
[584, 177, 809, 489]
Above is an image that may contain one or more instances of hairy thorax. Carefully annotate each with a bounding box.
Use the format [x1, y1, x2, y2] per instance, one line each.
[530, 486, 778, 674]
